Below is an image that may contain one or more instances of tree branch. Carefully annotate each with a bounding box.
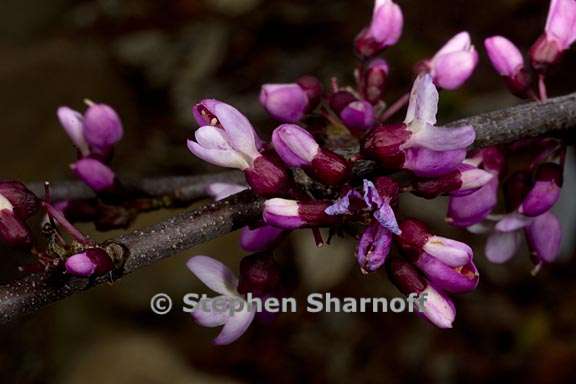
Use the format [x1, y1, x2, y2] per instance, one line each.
[1, 93, 575, 324]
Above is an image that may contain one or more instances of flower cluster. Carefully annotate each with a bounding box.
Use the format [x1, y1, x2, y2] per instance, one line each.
[185, 0, 571, 345]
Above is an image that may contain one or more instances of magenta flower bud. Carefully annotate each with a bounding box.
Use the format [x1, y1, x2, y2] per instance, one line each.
[237, 253, 281, 297]
[0, 181, 41, 219]
[340, 100, 376, 135]
[57, 106, 90, 156]
[388, 257, 456, 328]
[272, 124, 350, 185]
[263, 198, 337, 229]
[403, 147, 467, 177]
[531, 0, 576, 71]
[415, 252, 479, 294]
[0, 193, 33, 247]
[447, 177, 499, 227]
[412, 164, 493, 199]
[260, 84, 309, 123]
[71, 158, 116, 193]
[525, 211, 562, 264]
[240, 225, 286, 253]
[83, 103, 124, 152]
[354, 0, 403, 57]
[361, 58, 390, 104]
[484, 36, 532, 97]
[188, 99, 263, 170]
[398, 219, 471, 266]
[356, 221, 393, 273]
[424, 32, 478, 90]
[65, 248, 114, 277]
[243, 153, 292, 197]
[519, 163, 563, 217]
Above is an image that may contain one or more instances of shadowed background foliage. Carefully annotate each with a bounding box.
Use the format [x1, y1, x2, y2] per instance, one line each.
[0, 0, 575, 383]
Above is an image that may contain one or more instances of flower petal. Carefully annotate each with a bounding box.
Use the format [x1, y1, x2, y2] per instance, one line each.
[405, 74, 438, 126]
[213, 102, 261, 158]
[192, 295, 231, 327]
[57, 106, 90, 156]
[408, 124, 475, 151]
[485, 230, 522, 263]
[403, 147, 466, 177]
[213, 305, 256, 345]
[373, 202, 401, 235]
[187, 140, 250, 170]
[434, 31, 471, 57]
[186, 256, 239, 296]
[324, 189, 362, 216]
[495, 212, 533, 232]
[206, 183, 248, 201]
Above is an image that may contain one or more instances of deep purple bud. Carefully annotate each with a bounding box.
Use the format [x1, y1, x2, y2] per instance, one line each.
[354, 0, 403, 57]
[0, 194, 33, 247]
[484, 36, 532, 98]
[263, 198, 337, 229]
[237, 253, 281, 297]
[361, 58, 390, 104]
[415, 252, 479, 294]
[356, 221, 393, 273]
[244, 153, 292, 198]
[525, 211, 562, 264]
[447, 177, 499, 227]
[0, 181, 41, 219]
[362, 123, 411, 170]
[519, 163, 563, 217]
[71, 158, 116, 193]
[426, 32, 479, 90]
[65, 248, 114, 277]
[340, 100, 376, 136]
[398, 219, 471, 266]
[240, 225, 286, 253]
[83, 104, 124, 152]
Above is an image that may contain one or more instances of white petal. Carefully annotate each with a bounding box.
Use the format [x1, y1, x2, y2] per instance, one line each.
[206, 183, 248, 201]
[186, 256, 239, 296]
[405, 74, 438, 126]
[57, 106, 90, 156]
[495, 212, 534, 232]
[187, 140, 250, 170]
[213, 305, 256, 345]
[407, 124, 475, 151]
[195, 126, 232, 150]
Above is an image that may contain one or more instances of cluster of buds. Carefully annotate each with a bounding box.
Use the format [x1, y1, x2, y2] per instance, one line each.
[58, 102, 123, 193]
[0, 181, 40, 247]
[485, 0, 576, 98]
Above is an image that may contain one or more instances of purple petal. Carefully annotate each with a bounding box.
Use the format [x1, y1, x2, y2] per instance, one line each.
[405, 73, 438, 126]
[525, 211, 562, 263]
[65, 252, 96, 277]
[431, 49, 478, 90]
[484, 36, 525, 77]
[83, 103, 124, 150]
[447, 177, 499, 227]
[495, 212, 534, 232]
[415, 253, 479, 294]
[340, 100, 376, 133]
[271, 124, 319, 167]
[260, 84, 308, 123]
[423, 236, 472, 267]
[545, 0, 576, 49]
[485, 230, 522, 263]
[240, 225, 286, 252]
[186, 256, 239, 296]
[362, 179, 383, 209]
[369, 0, 403, 47]
[403, 147, 466, 177]
[324, 189, 362, 216]
[434, 31, 472, 57]
[57, 107, 90, 156]
[212, 102, 261, 158]
[519, 180, 561, 217]
[373, 203, 400, 235]
[408, 124, 476, 151]
[71, 158, 116, 192]
[419, 285, 456, 329]
[356, 222, 393, 273]
[213, 306, 256, 345]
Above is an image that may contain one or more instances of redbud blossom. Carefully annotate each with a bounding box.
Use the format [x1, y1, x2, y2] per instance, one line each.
[363, 74, 475, 176]
[272, 124, 350, 185]
[188, 99, 291, 197]
[71, 158, 117, 193]
[519, 163, 563, 217]
[422, 32, 479, 90]
[260, 76, 323, 123]
[330, 91, 376, 136]
[525, 211, 562, 264]
[530, 0, 576, 71]
[263, 198, 337, 229]
[484, 36, 532, 97]
[414, 252, 479, 294]
[356, 220, 393, 273]
[65, 248, 114, 277]
[360, 58, 390, 104]
[187, 256, 255, 345]
[412, 163, 493, 199]
[354, 0, 403, 57]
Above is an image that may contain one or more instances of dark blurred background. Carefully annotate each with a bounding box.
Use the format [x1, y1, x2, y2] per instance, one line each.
[1, 0, 575, 383]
